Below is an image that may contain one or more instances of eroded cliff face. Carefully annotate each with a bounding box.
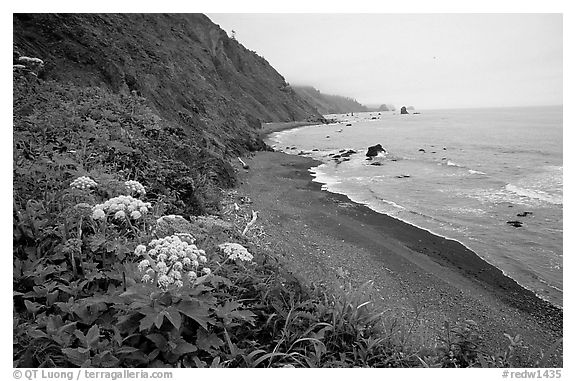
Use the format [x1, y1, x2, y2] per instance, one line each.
[13, 13, 322, 156]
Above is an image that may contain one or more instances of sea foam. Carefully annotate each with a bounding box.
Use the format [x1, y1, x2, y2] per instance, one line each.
[505, 184, 563, 205]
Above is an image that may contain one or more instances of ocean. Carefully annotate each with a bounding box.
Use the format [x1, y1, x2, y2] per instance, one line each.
[267, 106, 563, 308]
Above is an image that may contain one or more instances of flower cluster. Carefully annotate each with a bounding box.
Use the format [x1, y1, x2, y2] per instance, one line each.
[70, 176, 97, 190]
[218, 243, 253, 262]
[135, 234, 210, 289]
[125, 180, 146, 195]
[92, 195, 151, 221]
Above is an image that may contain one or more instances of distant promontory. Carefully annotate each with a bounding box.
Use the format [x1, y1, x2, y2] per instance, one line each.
[292, 85, 368, 115]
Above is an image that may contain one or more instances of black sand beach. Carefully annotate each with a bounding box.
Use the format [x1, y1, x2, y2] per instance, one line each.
[236, 150, 562, 366]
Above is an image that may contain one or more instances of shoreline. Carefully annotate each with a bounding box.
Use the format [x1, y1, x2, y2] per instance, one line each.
[259, 120, 325, 137]
[236, 150, 562, 366]
[261, 121, 562, 310]
[306, 165, 562, 310]
[307, 165, 562, 322]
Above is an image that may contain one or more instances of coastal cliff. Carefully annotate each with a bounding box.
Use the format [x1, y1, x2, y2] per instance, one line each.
[13, 14, 322, 157]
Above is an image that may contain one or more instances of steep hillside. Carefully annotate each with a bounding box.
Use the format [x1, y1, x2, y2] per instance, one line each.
[13, 13, 323, 156]
[292, 85, 368, 115]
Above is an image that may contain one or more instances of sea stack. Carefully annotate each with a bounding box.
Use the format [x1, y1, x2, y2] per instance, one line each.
[400, 106, 409, 114]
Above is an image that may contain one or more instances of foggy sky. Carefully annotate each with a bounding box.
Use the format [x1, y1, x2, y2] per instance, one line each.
[207, 13, 562, 110]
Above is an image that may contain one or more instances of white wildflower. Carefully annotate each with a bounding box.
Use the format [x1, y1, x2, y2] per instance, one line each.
[199, 255, 207, 263]
[141, 274, 152, 283]
[138, 259, 150, 271]
[202, 268, 211, 276]
[158, 274, 171, 288]
[156, 262, 168, 274]
[134, 244, 147, 256]
[93, 195, 150, 222]
[171, 270, 182, 280]
[125, 180, 146, 195]
[92, 208, 106, 220]
[218, 243, 253, 262]
[114, 210, 126, 220]
[70, 176, 97, 190]
[135, 234, 210, 289]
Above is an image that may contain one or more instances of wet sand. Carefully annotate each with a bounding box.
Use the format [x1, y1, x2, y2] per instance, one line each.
[235, 151, 562, 367]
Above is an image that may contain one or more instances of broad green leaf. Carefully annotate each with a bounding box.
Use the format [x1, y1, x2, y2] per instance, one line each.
[86, 325, 100, 348]
[164, 307, 182, 330]
[195, 328, 224, 352]
[139, 313, 156, 332]
[46, 290, 59, 305]
[146, 333, 168, 351]
[24, 300, 43, 314]
[192, 356, 206, 368]
[62, 348, 91, 367]
[115, 346, 141, 354]
[73, 329, 87, 346]
[216, 301, 241, 317]
[154, 311, 166, 329]
[28, 329, 48, 339]
[177, 301, 213, 330]
[93, 351, 119, 368]
[56, 321, 77, 336]
[216, 301, 256, 325]
[172, 338, 197, 355]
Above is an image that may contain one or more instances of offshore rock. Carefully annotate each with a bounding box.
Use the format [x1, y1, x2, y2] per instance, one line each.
[366, 144, 387, 158]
